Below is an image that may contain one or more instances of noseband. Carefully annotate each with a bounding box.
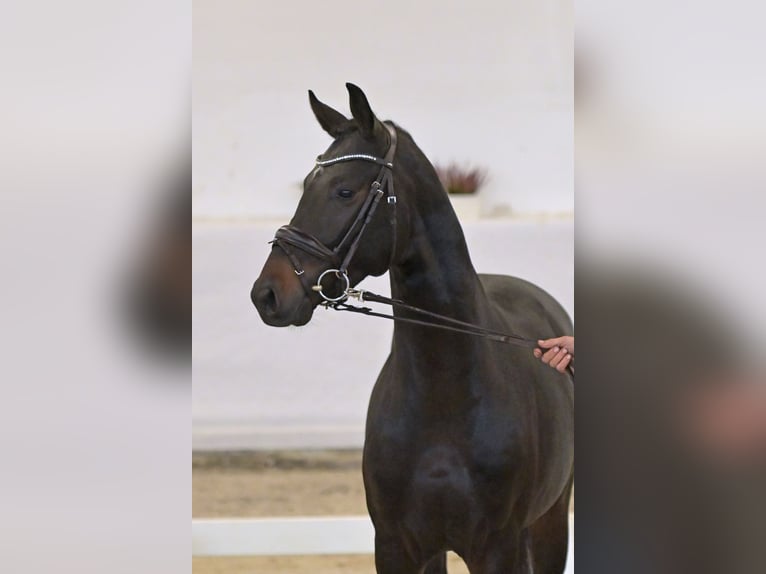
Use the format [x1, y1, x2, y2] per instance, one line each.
[270, 123, 398, 301]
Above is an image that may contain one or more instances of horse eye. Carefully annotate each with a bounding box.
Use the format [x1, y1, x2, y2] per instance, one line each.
[337, 189, 355, 199]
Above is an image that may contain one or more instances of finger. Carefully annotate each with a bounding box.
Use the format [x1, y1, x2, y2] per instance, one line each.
[533, 349, 542, 359]
[542, 346, 560, 364]
[556, 354, 572, 373]
[538, 336, 570, 349]
[549, 348, 569, 369]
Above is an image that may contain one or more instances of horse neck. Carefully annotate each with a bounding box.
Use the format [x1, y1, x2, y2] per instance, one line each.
[390, 207, 485, 319]
[388, 147, 494, 381]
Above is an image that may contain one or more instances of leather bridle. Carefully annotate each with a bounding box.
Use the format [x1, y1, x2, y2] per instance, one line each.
[270, 122, 398, 301]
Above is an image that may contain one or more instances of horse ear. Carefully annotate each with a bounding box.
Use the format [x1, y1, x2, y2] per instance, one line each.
[309, 90, 349, 138]
[346, 83, 377, 139]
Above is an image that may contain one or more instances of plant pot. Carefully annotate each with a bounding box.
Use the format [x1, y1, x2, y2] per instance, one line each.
[448, 194, 482, 221]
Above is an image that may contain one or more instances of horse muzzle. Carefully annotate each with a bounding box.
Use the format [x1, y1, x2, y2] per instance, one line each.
[251, 279, 315, 327]
[251, 254, 316, 327]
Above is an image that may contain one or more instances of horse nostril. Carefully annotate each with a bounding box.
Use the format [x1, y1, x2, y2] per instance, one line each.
[262, 288, 277, 313]
[253, 285, 279, 316]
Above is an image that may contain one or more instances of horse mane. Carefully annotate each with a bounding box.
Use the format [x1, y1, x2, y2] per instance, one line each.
[386, 121, 450, 199]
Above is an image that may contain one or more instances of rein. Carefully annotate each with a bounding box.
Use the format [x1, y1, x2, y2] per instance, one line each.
[269, 122, 573, 375]
[326, 289, 575, 377]
[325, 288, 539, 349]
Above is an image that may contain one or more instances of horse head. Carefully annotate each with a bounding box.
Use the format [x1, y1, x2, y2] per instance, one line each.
[251, 84, 405, 326]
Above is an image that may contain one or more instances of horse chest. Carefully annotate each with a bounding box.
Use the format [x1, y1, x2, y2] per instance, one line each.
[364, 390, 525, 515]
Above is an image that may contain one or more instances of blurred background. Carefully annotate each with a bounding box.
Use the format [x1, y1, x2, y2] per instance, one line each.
[0, 2, 189, 573]
[2, 0, 761, 572]
[575, 2, 766, 572]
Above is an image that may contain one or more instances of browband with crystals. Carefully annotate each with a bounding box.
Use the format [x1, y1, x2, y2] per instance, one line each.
[315, 153, 393, 168]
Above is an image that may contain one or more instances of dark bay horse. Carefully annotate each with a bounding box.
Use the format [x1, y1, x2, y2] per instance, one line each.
[251, 84, 573, 573]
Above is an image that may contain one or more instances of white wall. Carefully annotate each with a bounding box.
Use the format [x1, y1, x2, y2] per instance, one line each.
[193, 219, 573, 450]
[193, 0, 573, 218]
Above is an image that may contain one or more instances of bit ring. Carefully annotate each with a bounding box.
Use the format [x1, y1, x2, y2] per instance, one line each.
[314, 269, 350, 302]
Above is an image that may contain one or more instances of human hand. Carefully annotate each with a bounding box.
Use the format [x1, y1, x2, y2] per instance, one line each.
[534, 336, 574, 373]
